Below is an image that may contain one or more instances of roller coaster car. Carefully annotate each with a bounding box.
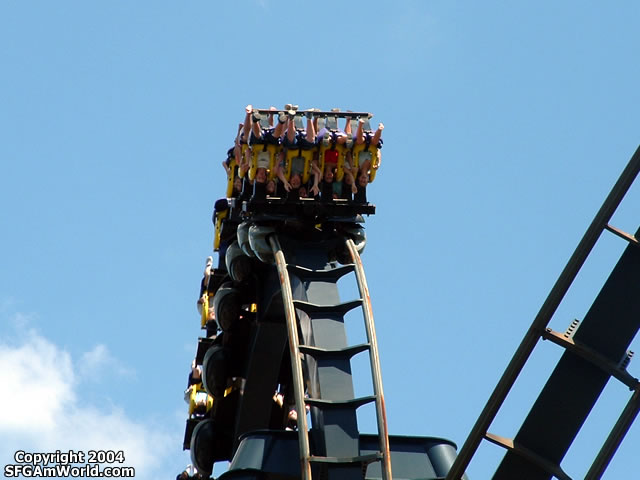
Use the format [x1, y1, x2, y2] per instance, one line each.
[352, 118, 380, 182]
[216, 109, 379, 239]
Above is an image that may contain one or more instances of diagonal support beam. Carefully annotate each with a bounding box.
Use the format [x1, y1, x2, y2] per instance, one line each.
[585, 386, 640, 479]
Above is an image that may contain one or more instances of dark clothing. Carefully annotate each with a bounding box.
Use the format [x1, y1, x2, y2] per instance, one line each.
[297, 133, 315, 149]
[320, 181, 334, 201]
[276, 181, 287, 198]
[282, 133, 298, 149]
[340, 182, 353, 201]
[333, 180, 343, 197]
[251, 181, 267, 203]
[363, 132, 383, 150]
[284, 130, 315, 150]
[239, 177, 252, 202]
[249, 128, 280, 146]
[214, 198, 230, 213]
[354, 185, 367, 204]
[286, 187, 300, 203]
[187, 370, 201, 387]
[199, 276, 208, 297]
[225, 147, 234, 165]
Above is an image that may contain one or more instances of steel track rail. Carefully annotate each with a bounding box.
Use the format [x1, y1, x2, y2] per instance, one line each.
[346, 238, 393, 480]
[269, 235, 313, 480]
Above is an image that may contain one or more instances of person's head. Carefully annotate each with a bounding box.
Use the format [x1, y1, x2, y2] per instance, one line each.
[344, 173, 353, 185]
[290, 173, 301, 189]
[299, 186, 308, 198]
[233, 176, 242, 193]
[324, 166, 335, 183]
[358, 171, 369, 187]
[266, 179, 276, 195]
[256, 167, 267, 183]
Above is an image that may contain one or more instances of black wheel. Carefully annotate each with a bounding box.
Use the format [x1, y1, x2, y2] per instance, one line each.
[202, 344, 228, 399]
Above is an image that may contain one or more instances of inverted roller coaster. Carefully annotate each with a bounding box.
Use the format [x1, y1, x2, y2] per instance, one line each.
[180, 107, 640, 479]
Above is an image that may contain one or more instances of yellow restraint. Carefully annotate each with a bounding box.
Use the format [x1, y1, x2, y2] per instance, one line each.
[352, 143, 380, 183]
[213, 208, 228, 251]
[368, 150, 380, 182]
[238, 144, 249, 178]
[248, 143, 278, 181]
[200, 292, 209, 328]
[225, 159, 238, 197]
[284, 148, 313, 184]
[335, 141, 352, 182]
[189, 383, 214, 416]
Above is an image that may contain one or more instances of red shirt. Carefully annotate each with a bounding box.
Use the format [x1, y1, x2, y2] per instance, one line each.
[324, 150, 339, 165]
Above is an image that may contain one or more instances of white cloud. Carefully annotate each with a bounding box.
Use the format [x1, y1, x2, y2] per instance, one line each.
[0, 333, 74, 432]
[0, 330, 179, 480]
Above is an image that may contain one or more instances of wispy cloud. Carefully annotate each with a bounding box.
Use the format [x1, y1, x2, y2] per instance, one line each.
[1, 303, 39, 330]
[78, 344, 136, 380]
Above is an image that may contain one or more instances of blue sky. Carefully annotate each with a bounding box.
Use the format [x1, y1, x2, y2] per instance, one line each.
[1, 1, 639, 478]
